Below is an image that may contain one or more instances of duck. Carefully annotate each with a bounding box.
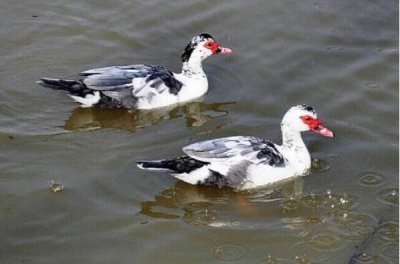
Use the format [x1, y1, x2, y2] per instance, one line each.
[137, 105, 334, 189]
[37, 33, 232, 109]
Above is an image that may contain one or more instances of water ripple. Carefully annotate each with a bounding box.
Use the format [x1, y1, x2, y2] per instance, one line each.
[377, 188, 399, 206]
[298, 192, 357, 211]
[379, 243, 399, 260]
[378, 220, 399, 242]
[357, 172, 384, 187]
[212, 244, 245, 261]
[329, 212, 377, 240]
[258, 255, 282, 264]
[183, 207, 217, 226]
[291, 242, 335, 263]
[364, 82, 381, 89]
[307, 232, 344, 252]
[349, 253, 382, 264]
[311, 158, 332, 173]
[280, 197, 302, 211]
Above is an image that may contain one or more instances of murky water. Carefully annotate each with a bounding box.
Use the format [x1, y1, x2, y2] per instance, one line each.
[0, 0, 398, 263]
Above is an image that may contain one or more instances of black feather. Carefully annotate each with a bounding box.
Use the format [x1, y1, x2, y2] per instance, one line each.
[199, 33, 214, 40]
[181, 41, 197, 62]
[38, 78, 93, 97]
[138, 156, 208, 173]
[299, 104, 316, 114]
[254, 140, 286, 167]
[181, 33, 215, 62]
[145, 69, 183, 95]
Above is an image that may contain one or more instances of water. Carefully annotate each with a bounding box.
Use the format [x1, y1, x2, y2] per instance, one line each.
[0, 0, 398, 263]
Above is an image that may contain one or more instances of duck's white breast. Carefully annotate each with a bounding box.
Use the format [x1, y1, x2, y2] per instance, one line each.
[175, 74, 208, 102]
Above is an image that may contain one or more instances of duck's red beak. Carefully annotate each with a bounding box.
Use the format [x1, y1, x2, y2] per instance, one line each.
[312, 125, 335, 137]
[205, 41, 232, 55]
[216, 45, 232, 54]
[301, 116, 335, 138]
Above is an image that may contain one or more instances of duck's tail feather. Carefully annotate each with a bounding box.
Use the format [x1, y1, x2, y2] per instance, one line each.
[37, 78, 87, 93]
[137, 156, 208, 173]
[37, 78, 101, 106]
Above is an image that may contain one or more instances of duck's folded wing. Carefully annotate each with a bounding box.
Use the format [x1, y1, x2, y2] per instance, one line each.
[80, 65, 152, 91]
[80, 64, 183, 98]
[80, 64, 155, 77]
[183, 136, 286, 167]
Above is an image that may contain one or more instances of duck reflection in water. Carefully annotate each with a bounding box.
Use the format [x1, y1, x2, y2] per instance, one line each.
[63, 100, 235, 132]
[139, 177, 306, 225]
[139, 172, 360, 233]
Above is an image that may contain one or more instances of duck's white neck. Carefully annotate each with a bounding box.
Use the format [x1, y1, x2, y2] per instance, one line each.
[181, 56, 206, 78]
[281, 124, 311, 168]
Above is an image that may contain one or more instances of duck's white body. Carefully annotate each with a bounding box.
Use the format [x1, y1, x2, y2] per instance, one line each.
[135, 71, 208, 109]
[137, 105, 334, 189]
[38, 33, 231, 109]
[243, 142, 311, 189]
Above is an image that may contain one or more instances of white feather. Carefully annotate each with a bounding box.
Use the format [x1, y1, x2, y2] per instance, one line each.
[173, 165, 211, 185]
[69, 92, 100, 107]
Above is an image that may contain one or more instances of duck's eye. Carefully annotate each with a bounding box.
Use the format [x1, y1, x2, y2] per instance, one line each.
[206, 42, 213, 47]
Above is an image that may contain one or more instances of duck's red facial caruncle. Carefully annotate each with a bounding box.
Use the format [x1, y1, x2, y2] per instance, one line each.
[204, 41, 232, 54]
[300, 115, 335, 138]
